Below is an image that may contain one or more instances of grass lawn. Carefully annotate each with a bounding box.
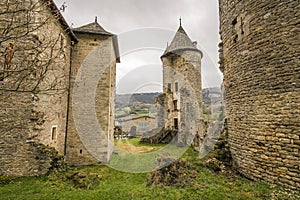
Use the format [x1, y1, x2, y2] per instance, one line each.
[1, 139, 299, 200]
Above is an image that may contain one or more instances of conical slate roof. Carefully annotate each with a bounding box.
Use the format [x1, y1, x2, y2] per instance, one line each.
[72, 18, 113, 36]
[161, 25, 201, 58]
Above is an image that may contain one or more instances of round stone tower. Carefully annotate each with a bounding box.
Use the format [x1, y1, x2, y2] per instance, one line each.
[160, 22, 203, 146]
[219, 0, 299, 188]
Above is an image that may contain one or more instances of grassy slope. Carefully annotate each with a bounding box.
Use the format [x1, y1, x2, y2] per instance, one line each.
[1, 139, 299, 200]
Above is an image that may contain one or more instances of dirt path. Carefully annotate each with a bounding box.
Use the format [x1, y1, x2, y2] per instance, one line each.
[115, 140, 159, 153]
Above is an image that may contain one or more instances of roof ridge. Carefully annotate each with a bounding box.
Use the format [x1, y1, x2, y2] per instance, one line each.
[72, 21, 113, 36]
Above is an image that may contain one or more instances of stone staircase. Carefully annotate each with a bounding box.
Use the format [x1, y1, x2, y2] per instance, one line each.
[140, 128, 178, 144]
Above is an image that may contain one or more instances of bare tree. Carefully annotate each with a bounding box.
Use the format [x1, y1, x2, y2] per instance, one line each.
[0, 0, 68, 93]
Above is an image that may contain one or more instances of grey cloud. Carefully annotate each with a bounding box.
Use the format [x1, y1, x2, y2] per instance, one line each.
[54, 0, 222, 92]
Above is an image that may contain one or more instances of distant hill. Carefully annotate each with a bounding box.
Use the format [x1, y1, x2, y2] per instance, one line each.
[116, 88, 223, 120]
[116, 88, 222, 107]
[116, 92, 161, 107]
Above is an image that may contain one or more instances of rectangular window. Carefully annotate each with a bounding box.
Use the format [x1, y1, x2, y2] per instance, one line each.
[51, 126, 57, 140]
[167, 83, 172, 92]
[175, 82, 179, 92]
[173, 100, 178, 111]
[174, 118, 179, 130]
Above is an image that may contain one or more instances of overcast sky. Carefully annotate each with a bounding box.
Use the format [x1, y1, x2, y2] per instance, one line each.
[54, 0, 222, 93]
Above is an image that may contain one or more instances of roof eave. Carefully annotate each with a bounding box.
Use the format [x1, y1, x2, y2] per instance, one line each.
[72, 30, 120, 63]
[72, 29, 114, 36]
[161, 48, 203, 59]
[44, 0, 78, 43]
[113, 35, 121, 63]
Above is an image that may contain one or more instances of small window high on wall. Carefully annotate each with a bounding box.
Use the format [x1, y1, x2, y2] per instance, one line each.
[174, 118, 179, 130]
[167, 83, 172, 92]
[51, 126, 57, 140]
[173, 100, 178, 111]
[175, 82, 179, 92]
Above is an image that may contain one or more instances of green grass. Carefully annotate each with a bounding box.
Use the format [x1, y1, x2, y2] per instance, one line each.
[111, 138, 185, 173]
[1, 147, 299, 200]
[128, 138, 165, 147]
[114, 138, 165, 148]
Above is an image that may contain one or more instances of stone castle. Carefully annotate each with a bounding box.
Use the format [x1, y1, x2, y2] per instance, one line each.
[0, 0, 119, 176]
[151, 22, 204, 146]
[219, 0, 299, 189]
[0, 0, 299, 190]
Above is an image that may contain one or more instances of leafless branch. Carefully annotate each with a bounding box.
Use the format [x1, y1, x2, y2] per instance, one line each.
[0, 0, 68, 93]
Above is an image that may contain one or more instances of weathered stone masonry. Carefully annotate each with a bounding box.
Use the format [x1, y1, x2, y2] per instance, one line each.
[66, 20, 119, 164]
[0, 0, 119, 176]
[219, 0, 300, 189]
[161, 24, 204, 146]
[0, 0, 74, 176]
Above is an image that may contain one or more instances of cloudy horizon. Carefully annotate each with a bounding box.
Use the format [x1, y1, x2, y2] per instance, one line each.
[54, 0, 222, 94]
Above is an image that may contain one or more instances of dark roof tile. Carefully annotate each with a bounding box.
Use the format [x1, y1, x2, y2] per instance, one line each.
[161, 25, 201, 58]
[72, 21, 113, 36]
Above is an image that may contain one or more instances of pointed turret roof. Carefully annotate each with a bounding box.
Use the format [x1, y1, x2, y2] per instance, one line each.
[72, 17, 113, 36]
[161, 23, 202, 58]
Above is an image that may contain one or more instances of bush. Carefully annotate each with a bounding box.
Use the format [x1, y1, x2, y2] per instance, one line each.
[147, 156, 197, 187]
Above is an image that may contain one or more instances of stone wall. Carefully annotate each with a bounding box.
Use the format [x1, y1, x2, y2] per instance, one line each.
[117, 116, 157, 136]
[162, 50, 204, 146]
[32, 7, 71, 157]
[219, 0, 300, 189]
[0, 0, 118, 175]
[0, 0, 71, 176]
[66, 33, 117, 164]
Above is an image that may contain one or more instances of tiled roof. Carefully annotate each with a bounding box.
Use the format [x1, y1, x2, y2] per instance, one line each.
[72, 18, 120, 63]
[72, 19, 113, 36]
[161, 25, 201, 58]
